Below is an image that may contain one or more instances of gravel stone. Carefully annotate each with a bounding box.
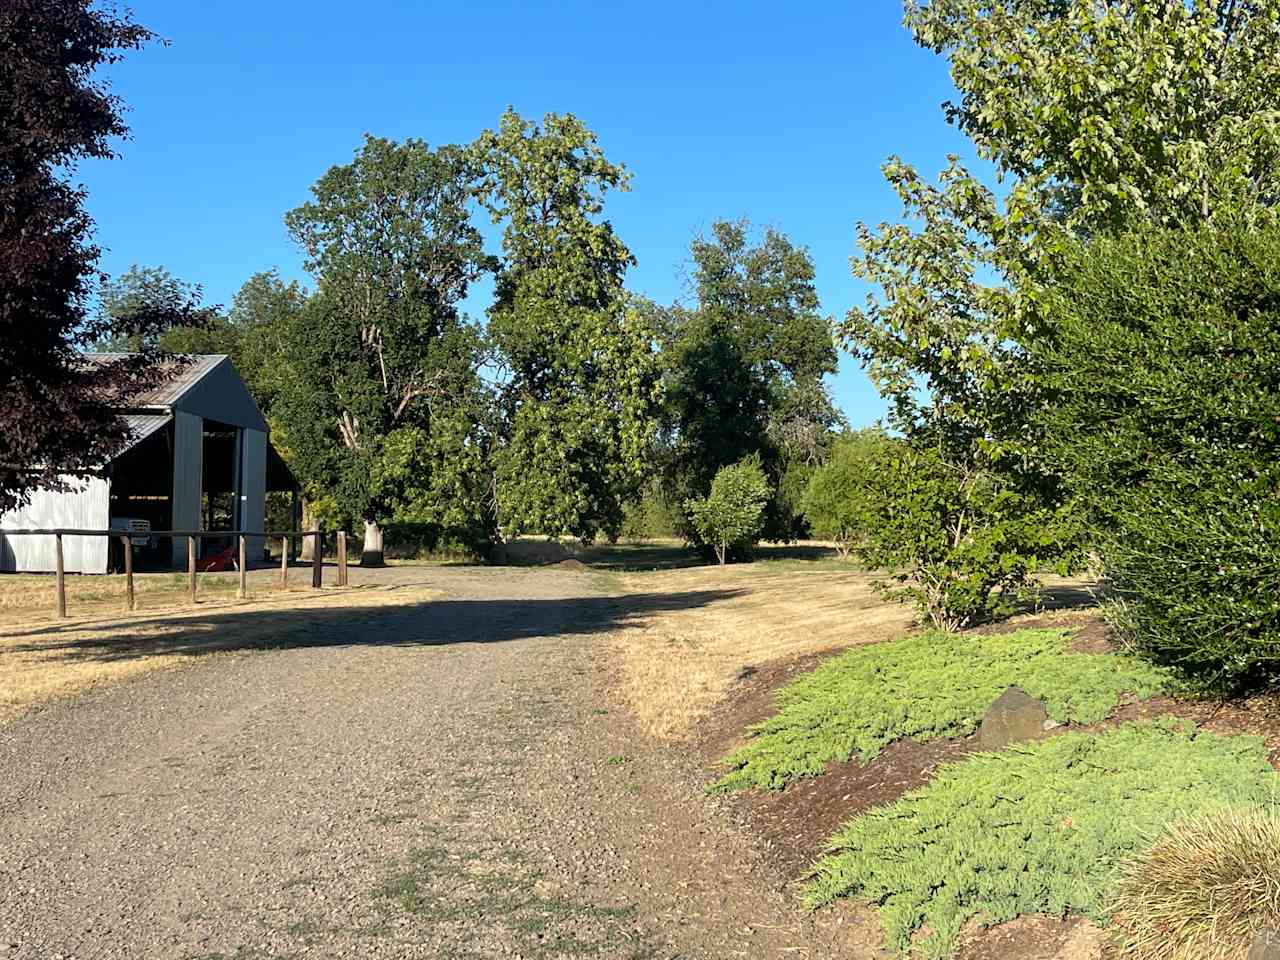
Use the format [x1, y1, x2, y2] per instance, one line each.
[0, 565, 871, 958]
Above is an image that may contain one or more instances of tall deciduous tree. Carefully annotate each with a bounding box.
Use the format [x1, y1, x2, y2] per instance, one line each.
[0, 1, 202, 511]
[662, 220, 839, 543]
[475, 109, 660, 543]
[226, 269, 309, 412]
[834, 0, 1280, 603]
[845, 0, 1280, 453]
[280, 135, 494, 564]
[94, 265, 221, 354]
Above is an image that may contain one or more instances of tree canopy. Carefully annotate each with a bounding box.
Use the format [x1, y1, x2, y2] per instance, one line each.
[277, 135, 494, 562]
[94, 265, 220, 354]
[475, 109, 660, 544]
[661, 220, 840, 543]
[845, 0, 1280, 453]
[0, 0, 200, 511]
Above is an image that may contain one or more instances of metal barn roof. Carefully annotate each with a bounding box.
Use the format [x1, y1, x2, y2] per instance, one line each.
[86, 353, 226, 408]
[84, 354, 268, 432]
[120, 413, 173, 454]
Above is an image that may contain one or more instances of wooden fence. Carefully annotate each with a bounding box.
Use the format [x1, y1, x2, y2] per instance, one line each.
[0, 528, 351, 619]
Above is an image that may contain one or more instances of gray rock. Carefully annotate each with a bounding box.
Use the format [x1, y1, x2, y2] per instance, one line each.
[1249, 928, 1280, 960]
[977, 686, 1050, 751]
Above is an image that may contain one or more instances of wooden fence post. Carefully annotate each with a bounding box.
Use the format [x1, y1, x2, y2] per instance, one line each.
[55, 532, 66, 619]
[121, 534, 135, 612]
[280, 535, 289, 588]
[237, 534, 247, 599]
[337, 531, 347, 587]
[311, 529, 323, 589]
[188, 535, 197, 603]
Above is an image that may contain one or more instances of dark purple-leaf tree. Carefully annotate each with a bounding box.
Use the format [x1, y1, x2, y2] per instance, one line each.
[0, 1, 204, 512]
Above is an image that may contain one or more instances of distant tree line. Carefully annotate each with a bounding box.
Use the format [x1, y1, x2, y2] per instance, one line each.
[74, 104, 844, 565]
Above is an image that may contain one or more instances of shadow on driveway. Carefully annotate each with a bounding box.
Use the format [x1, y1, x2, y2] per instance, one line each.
[2, 588, 747, 666]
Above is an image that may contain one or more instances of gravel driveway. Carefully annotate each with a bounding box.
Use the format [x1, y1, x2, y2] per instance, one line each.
[0, 565, 875, 959]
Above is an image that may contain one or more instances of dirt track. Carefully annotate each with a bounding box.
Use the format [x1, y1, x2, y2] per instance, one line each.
[0, 564, 878, 959]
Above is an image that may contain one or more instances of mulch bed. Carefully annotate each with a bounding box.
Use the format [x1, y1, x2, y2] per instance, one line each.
[697, 647, 977, 880]
[698, 611, 1280, 957]
[952, 915, 1100, 960]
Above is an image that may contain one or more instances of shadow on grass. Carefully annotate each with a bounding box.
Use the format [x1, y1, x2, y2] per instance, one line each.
[1034, 582, 1100, 612]
[2, 587, 746, 665]
[567, 541, 842, 573]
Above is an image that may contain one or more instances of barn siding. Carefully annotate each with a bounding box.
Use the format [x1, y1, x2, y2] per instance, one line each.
[171, 410, 203, 566]
[0, 477, 110, 573]
[241, 428, 267, 555]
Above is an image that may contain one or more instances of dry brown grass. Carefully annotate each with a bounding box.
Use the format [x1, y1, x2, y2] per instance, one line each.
[0, 571, 442, 725]
[0, 569, 244, 622]
[610, 560, 916, 739]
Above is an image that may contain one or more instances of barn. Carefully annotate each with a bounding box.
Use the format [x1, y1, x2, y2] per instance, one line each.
[0, 355, 296, 574]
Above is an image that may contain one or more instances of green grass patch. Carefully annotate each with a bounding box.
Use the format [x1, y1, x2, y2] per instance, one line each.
[713, 628, 1168, 791]
[804, 720, 1279, 959]
[369, 837, 656, 958]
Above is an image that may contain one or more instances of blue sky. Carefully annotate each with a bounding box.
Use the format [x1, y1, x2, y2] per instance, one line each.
[80, 0, 975, 427]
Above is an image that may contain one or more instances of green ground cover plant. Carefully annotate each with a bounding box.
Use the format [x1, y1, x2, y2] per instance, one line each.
[713, 628, 1167, 792]
[804, 721, 1280, 960]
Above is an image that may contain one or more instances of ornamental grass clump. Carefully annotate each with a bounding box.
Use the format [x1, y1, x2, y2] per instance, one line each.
[804, 721, 1280, 960]
[713, 628, 1167, 792]
[1109, 806, 1280, 960]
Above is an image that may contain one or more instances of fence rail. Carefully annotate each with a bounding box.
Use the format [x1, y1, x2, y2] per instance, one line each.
[0, 527, 351, 619]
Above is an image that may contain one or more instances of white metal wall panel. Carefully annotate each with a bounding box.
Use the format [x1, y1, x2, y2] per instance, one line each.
[171, 410, 203, 566]
[0, 477, 110, 573]
[241, 428, 267, 557]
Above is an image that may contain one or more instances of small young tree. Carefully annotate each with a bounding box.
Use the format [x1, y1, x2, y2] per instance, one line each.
[802, 429, 891, 559]
[685, 459, 771, 565]
[852, 442, 1078, 631]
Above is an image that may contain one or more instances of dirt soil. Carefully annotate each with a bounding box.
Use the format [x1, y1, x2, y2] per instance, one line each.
[695, 648, 974, 882]
[0, 563, 885, 960]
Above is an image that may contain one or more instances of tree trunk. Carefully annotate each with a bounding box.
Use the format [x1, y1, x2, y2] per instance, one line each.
[362, 519, 385, 567]
[300, 501, 319, 562]
[718, 542, 727, 566]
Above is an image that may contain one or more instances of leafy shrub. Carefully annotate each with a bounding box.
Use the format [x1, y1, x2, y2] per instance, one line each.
[848, 440, 1080, 630]
[1109, 806, 1280, 960]
[685, 458, 771, 565]
[802, 429, 892, 559]
[805, 721, 1280, 960]
[713, 628, 1167, 792]
[1034, 225, 1280, 683]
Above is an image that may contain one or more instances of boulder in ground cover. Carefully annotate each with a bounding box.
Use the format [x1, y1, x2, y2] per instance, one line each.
[978, 686, 1050, 750]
